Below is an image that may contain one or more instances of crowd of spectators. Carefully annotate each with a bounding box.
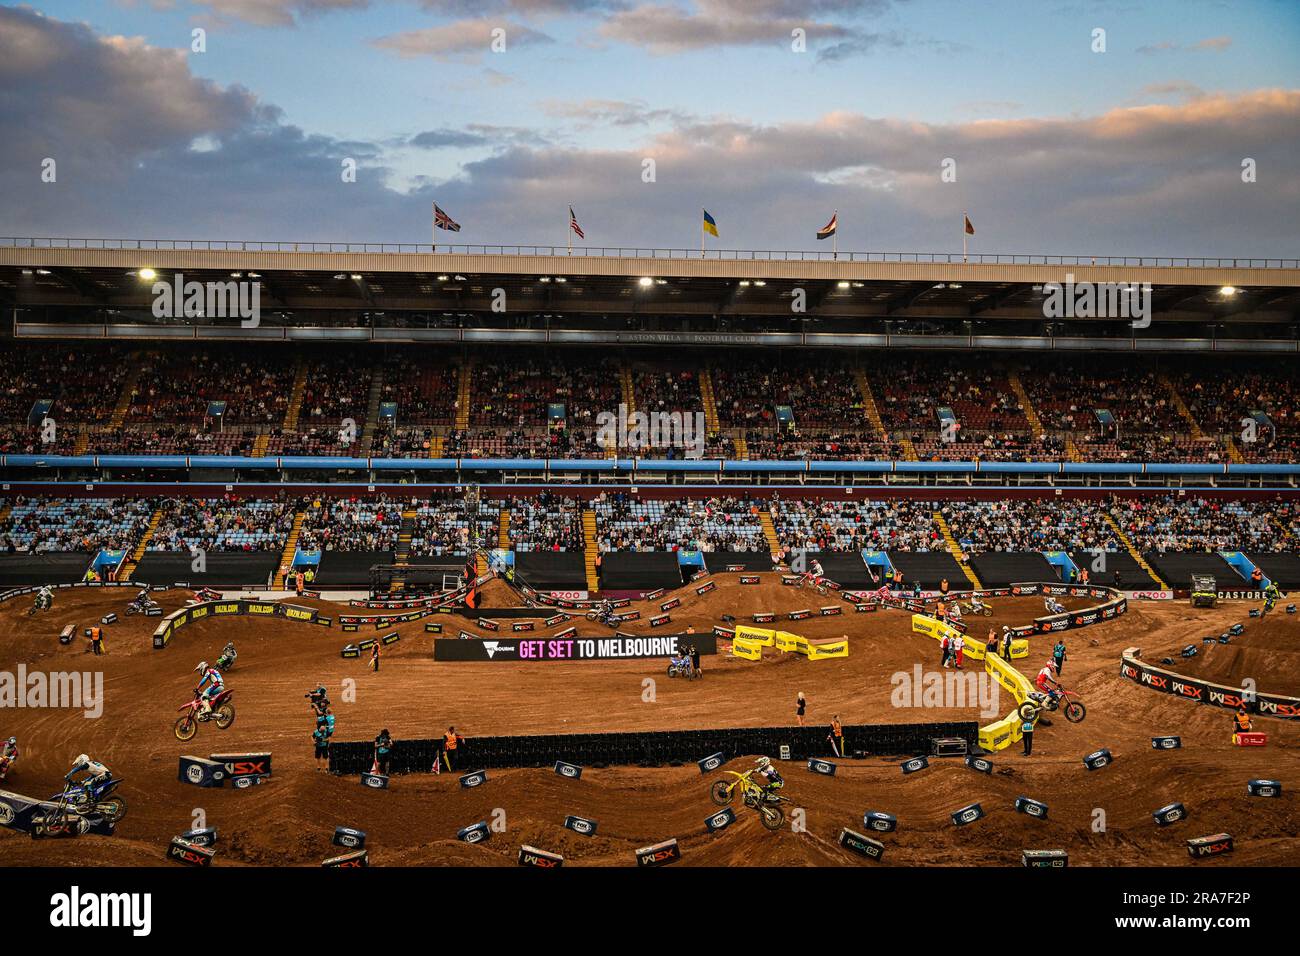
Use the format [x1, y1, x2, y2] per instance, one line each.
[3, 345, 1298, 468]
[127, 348, 294, 425]
[503, 494, 583, 551]
[772, 498, 941, 553]
[377, 351, 459, 425]
[149, 496, 300, 553]
[0, 496, 156, 553]
[940, 499, 1119, 554]
[407, 499, 497, 558]
[298, 496, 403, 553]
[1109, 495, 1293, 553]
[0, 344, 129, 425]
[592, 494, 767, 552]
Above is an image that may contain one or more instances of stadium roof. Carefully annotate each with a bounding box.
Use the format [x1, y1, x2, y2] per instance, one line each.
[1, 238, 1298, 331]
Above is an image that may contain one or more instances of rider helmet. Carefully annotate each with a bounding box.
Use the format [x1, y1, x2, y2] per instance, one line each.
[6, 736, 14, 745]
[755, 756, 771, 769]
[1045, 660, 1057, 671]
[75, 753, 89, 766]
[196, 661, 208, 673]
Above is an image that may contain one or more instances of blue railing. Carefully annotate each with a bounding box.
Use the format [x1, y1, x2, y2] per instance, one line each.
[2, 454, 1299, 476]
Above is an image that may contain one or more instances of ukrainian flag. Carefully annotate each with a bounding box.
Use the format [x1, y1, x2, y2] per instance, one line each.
[702, 209, 719, 237]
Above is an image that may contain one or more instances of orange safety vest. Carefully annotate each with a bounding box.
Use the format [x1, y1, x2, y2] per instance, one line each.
[831, 719, 843, 738]
[89, 627, 102, 642]
[444, 732, 459, 750]
[1233, 712, 1251, 732]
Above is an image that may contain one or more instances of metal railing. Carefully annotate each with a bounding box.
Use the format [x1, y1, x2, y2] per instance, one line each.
[2, 236, 1296, 269]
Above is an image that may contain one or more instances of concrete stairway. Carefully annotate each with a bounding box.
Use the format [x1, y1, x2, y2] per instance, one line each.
[117, 506, 164, 581]
[273, 508, 308, 589]
[582, 509, 600, 592]
[1103, 512, 1168, 589]
[759, 510, 781, 556]
[934, 511, 981, 588]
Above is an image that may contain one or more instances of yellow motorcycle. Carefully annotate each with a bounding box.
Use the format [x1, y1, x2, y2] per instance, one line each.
[709, 769, 786, 831]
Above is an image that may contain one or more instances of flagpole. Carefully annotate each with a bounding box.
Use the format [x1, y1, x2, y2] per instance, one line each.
[567, 205, 572, 257]
[833, 210, 838, 260]
[962, 211, 967, 263]
[701, 208, 705, 259]
[432, 200, 437, 253]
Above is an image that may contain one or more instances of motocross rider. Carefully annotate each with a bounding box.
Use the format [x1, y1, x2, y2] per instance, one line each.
[753, 756, 784, 801]
[65, 753, 111, 795]
[1034, 660, 1062, 704]
[195, 660, 225, 716]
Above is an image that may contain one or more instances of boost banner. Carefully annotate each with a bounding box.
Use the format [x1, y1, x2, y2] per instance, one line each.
[434, 633, 717, 662]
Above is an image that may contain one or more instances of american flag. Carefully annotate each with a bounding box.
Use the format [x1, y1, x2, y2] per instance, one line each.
[569, 206, 584, 240]
[434, 203, 461, 232]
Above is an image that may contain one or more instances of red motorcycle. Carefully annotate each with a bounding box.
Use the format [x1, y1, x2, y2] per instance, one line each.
[1019, 685, 1086, 724]
[174, 689, 236, 741]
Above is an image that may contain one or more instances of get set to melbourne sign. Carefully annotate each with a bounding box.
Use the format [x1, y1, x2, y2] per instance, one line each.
[435, 633, 717, 662]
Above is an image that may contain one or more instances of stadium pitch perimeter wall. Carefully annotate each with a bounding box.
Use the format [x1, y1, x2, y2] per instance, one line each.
[327, 720, 982, 773]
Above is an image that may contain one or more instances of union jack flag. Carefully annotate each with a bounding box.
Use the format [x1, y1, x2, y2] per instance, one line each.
[434, 203, 461, 232]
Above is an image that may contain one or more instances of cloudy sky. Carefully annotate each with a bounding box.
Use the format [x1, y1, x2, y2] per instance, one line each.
[1, 0, 1298, 255]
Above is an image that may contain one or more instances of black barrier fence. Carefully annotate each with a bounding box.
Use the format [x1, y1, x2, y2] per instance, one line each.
[704, 550, 774, 573]
[1119, 648, 1300, 720]
[0, 552, 94, 586]
[1067, 549, 1161, 589]
[599, 552, 683, 590]
[434, 632, 717, 661]
[969, 552, 1058, 587]
[328, 720, 981, 774]
[513, 552, 587, 590]
[153, 597, 326, 648]
[887, 551, 964, 589]
[814, 552, 876, 588]
[1249, 552, 1300, 588]
[1007, 582, 1128, 635]
[1143, 551, 1239, 589]
[133, 552, 279, 588]
[315, 551, 396, 587]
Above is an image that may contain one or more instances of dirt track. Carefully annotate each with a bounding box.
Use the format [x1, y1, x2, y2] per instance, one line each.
[0, 577, 1296, 866]
[1148, 606, 1300, 697]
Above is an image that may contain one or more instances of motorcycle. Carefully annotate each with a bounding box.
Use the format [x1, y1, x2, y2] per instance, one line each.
[51, 776, 128, 824]
[1019, 687, 1086, 724]
[959, 600, 993, 617]
[709, 769, 788, 831]
[174, 689, 236, 741]
[0, 753, 14, 781]
[584, 608, 619, 628]
[125, 598, 160, 616]
[29, 793, 93, 839]
[215, 647, 237, 672]
[27, 594, 52, 616]
[666, 656, 695, 680]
